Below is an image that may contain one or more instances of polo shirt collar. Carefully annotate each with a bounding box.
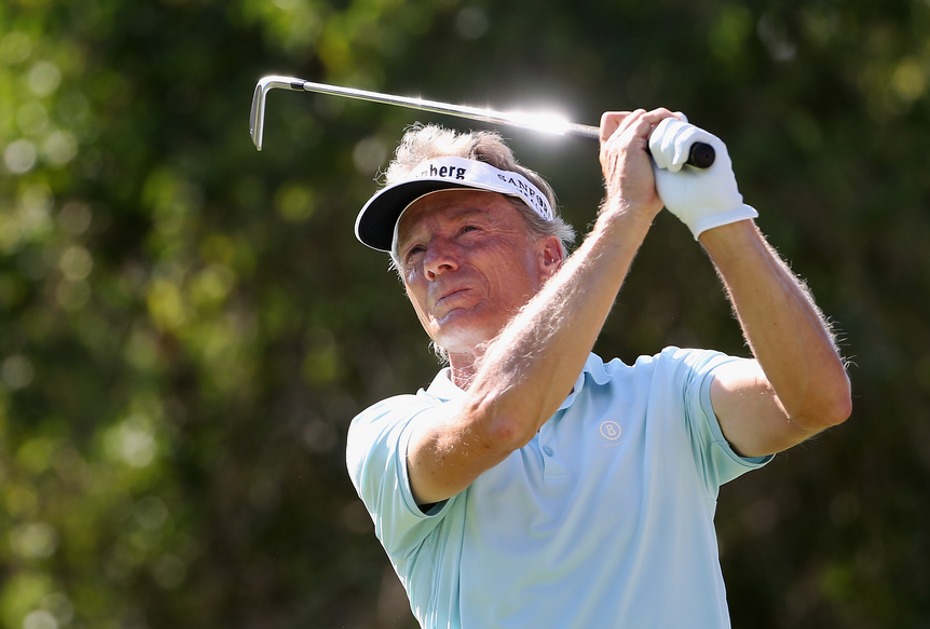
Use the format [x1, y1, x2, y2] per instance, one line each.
[421, 353, 611, 410]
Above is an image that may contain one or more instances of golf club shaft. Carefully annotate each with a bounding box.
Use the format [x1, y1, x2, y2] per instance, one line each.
[249, 75, 715, 168]
[249, 76, 598, 147]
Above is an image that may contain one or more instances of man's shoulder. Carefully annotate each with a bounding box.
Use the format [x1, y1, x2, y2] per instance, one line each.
[351, 367, 458, 427]
[351, 392, 436, 429]
[346, 392, 441, 483]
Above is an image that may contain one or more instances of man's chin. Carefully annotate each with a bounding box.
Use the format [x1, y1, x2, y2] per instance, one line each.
[430, 323, 495, 357]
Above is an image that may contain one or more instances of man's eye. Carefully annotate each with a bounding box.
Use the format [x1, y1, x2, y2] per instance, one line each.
[405, 245, 425, 261]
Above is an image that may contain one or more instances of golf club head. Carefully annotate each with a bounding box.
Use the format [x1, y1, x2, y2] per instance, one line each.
[249, 75, 306, 150]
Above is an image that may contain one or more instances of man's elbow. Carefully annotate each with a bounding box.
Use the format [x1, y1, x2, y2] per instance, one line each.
[826, 382, 853, 427]
[805, 372, 853, 430]
[483, 412, 537, 453]
[466, 394, 541, 454]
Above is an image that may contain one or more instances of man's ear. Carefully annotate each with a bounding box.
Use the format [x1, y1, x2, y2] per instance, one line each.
[537, 235, 564, 279]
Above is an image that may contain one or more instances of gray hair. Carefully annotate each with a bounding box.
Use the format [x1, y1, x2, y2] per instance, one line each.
[384, 124, 576, 270]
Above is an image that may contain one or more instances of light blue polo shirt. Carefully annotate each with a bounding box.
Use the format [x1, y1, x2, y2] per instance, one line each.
[346, 347, 773, 628]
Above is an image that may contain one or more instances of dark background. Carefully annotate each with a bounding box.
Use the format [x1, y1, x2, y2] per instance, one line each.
[1, 0, 928, 627]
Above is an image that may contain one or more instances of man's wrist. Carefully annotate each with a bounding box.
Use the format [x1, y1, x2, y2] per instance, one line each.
[598, 196, 662, 222]
[592, 199, 658, 246]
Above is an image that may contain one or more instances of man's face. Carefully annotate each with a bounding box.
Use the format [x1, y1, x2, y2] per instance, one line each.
[395, 190, 560, 356]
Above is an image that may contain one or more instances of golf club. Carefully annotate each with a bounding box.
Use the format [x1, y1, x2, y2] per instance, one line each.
[249, 75, 715, 168]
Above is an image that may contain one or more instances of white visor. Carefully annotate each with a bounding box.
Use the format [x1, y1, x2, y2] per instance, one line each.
[355, 156, 554, 252]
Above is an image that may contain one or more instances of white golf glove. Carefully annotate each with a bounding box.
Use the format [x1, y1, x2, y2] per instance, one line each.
[649, 117, 758, 239]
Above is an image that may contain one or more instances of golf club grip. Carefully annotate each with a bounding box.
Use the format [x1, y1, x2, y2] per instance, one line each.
[565, 123, 715, 169]
[683, 142, 716, 169]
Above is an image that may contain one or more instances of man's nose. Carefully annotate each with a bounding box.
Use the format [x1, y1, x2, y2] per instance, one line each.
[423, 238, 460, 280]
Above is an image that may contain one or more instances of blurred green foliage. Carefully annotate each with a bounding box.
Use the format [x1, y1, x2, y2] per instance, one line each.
[0, 0, 928, 627]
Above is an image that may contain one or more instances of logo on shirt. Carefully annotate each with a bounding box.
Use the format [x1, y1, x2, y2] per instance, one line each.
[599, 420, 622, 441]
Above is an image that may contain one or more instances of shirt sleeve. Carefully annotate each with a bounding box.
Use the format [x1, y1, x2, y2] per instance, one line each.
[663, 347, 774, 493]
[345, 395, 455, 558]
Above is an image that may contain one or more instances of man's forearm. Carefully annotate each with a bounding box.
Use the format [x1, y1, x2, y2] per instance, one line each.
[466, 205, 654, 449]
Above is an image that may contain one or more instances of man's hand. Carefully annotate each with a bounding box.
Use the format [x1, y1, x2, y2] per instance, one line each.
[599, 109, 680, 220]
[648, 117, 758, 239]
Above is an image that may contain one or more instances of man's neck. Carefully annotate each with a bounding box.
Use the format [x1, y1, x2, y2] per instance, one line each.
[447, 349, 484, 390]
